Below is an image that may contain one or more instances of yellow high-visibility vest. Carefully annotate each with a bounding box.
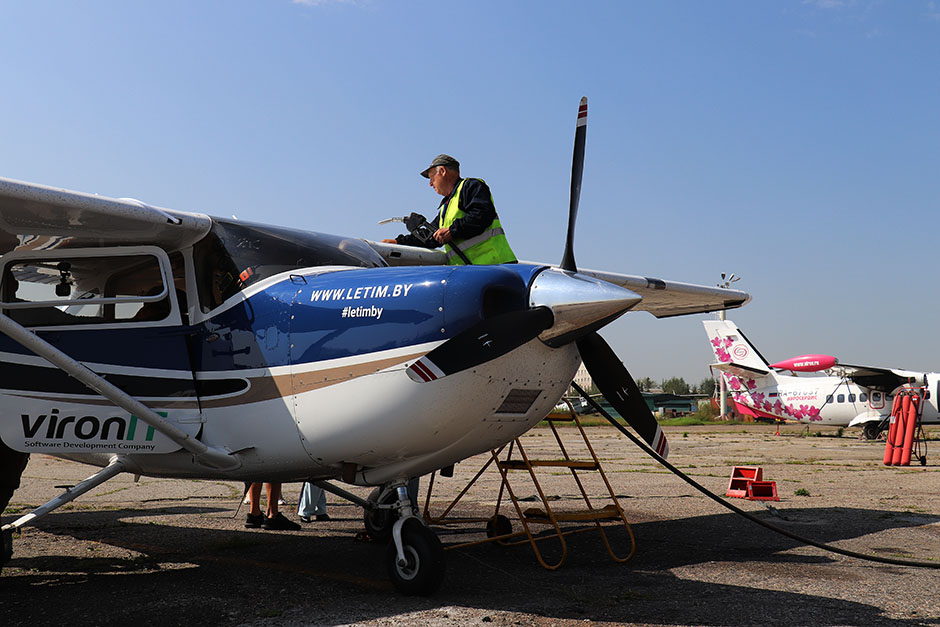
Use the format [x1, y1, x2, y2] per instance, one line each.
[438, 179, 516, 265]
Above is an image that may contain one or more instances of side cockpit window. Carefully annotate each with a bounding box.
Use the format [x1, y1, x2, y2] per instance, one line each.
[0, 247, 182, 327]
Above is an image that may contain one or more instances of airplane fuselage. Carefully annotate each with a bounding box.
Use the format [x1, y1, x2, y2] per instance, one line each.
[722, 370, 940, 428]
[0, 248, 578, 485]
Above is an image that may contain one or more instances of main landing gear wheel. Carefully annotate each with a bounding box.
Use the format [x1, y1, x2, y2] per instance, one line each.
[386, 518, 445, 596]
[364, 487, 399, 541]
[863, 422, 883, 441]
[1, 527, 12, 574]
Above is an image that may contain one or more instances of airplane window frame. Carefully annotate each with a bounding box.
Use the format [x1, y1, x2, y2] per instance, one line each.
[837, 394, 845, 403]
[0, 245, 180, 328]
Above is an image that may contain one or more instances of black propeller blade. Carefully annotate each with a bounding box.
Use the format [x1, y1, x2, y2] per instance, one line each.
[407, 307, 554, 383]
[577, 331, 669, 458]
[560, 96, 587, 273]
[556, 97, 666, 456]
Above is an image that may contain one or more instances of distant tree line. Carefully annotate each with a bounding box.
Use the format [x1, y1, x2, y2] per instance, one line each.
[635, 376, 715, 396]
[571, 376, 716, 397]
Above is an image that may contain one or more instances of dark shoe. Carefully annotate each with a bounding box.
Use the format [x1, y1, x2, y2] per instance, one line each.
[261, 513, 301, 531]
[245, 513, 263, 529]
[316, 514, 331, 521]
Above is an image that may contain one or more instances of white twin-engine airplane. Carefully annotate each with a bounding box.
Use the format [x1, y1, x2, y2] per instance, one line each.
[704, 319, 940, 439]
[0, 99, 750, 594]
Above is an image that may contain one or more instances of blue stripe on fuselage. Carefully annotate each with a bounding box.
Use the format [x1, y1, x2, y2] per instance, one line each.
[0, 264, 547, 374]
[195, 264, 543, 371]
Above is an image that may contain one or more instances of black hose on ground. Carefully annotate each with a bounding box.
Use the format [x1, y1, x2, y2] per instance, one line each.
[571, 382, 940, 570]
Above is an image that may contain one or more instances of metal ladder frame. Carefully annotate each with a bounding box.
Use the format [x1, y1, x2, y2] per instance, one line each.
[422, 401, 635, 570]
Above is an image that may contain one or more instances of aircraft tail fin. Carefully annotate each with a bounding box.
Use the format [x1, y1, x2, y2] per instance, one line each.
[703, 319, 773, 376]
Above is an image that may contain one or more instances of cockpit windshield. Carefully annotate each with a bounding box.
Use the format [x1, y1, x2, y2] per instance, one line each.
[192, 219, 386, 312]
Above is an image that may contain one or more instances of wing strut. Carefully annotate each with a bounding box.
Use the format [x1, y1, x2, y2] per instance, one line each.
[0, 314, 240, 470]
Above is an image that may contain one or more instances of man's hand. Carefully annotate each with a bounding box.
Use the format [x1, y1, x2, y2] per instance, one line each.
[433, 227, 453, 244]
[381, 238, 398, 244]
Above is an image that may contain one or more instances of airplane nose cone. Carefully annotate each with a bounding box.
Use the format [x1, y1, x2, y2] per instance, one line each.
[529, 268, 642, 347]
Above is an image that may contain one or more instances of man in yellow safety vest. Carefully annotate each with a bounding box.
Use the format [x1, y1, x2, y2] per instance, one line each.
[382, 154, 516, 265]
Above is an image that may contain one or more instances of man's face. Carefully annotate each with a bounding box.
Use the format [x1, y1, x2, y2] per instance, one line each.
[428, 166, 448, 196]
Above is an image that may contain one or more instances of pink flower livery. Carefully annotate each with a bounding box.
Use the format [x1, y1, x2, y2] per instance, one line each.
[711, 335, 732, 363]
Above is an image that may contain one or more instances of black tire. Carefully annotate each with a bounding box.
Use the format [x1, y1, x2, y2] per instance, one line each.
[1, 527, 12, 574]
[364, 487, 399, 541]
[485, 514, 512, 539]
[863, 422, 882, 440]
[386, 519, 445, 596]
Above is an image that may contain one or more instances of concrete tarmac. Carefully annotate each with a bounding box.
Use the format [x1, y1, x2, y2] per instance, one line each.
[2, 423, 939, 627]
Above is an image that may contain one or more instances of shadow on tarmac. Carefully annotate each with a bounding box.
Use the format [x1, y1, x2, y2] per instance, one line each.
[3, 503, 939, 626]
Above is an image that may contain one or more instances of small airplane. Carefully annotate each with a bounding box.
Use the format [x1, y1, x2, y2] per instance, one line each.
[0, 98, 750, 594]
[704, 319, 940, 439]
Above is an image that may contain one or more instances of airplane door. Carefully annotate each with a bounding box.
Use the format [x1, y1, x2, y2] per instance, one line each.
[0, 247, 204, 454]
[869, 390, 885, 410]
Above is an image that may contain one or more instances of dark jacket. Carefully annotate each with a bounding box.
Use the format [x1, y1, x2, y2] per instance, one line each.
[395, 178, 497, 248]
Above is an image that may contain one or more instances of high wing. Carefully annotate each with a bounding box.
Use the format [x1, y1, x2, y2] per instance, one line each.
[0, 176, 211, 253]
[575, 267, 749, 318]
[365, 241, 751, 318]
[837, 363, 927, 392]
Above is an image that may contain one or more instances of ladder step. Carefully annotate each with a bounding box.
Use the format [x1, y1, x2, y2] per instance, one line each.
[499, 460, 599, 470]
[544, 412, 576, 421]
[522, 504, 621, 523]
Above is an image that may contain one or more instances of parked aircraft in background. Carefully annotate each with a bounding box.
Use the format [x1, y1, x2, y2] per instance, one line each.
[704, 319, 940, 439]
[0, 99, 750, 594]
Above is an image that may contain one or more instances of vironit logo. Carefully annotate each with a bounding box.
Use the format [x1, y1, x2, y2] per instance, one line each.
[21, 408, 161, 442]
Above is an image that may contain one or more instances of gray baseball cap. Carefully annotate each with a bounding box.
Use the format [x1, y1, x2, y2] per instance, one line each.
[420, 154, 460, 178]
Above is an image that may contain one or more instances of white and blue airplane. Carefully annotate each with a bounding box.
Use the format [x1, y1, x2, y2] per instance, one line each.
[0, 99, 749, 594]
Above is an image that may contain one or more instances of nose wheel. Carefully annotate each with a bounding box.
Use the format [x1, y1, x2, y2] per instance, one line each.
[386, 517, 445, 596]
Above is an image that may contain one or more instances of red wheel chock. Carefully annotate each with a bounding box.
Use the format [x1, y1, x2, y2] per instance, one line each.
[746, 480, 779, 501]
[726, 466, 762, 498]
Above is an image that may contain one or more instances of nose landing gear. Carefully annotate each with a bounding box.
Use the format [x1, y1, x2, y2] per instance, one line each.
[387, 517, 444, 595]
[366, 481, 444, 595]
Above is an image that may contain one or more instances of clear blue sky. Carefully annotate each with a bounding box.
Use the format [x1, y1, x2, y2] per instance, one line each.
[2, 1, 938, 384]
